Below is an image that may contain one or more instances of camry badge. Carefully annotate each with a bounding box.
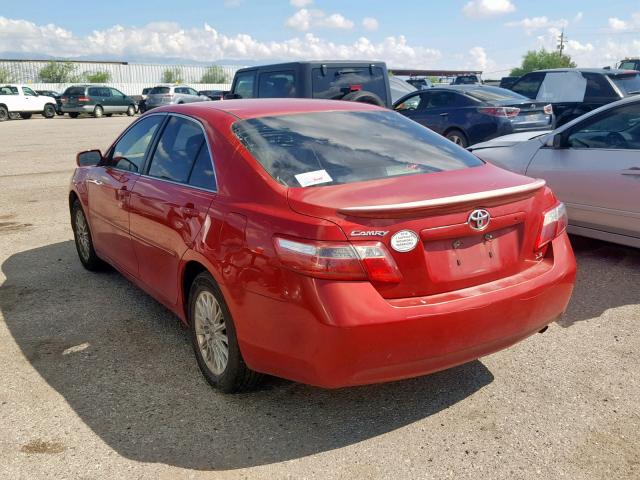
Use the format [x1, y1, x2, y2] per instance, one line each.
[468, 209, 491, 231]
[351, 230, 389, 237]
[390, 230, 419, 252]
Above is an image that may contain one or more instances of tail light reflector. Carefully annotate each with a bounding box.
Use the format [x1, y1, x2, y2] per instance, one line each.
[274, 237, 402, 283]
[543, 104, 553, 115]
[536, 202, 568, 250]
[479, 107, 520, 118]
[78, 96, 90, 102]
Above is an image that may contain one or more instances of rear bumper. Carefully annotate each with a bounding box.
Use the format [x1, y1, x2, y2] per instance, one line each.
[232, 233, 576, 388]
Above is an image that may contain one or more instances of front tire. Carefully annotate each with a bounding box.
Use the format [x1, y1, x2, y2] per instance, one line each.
[0, 105, 8, 121]
[93, 105, 104, 118]
[189, 272, 262, 393]
[71, 199, 104, 271]
[126, 104, 136, 116]
[43, 104, 56, 118]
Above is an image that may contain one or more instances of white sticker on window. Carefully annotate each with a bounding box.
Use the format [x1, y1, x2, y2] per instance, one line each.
[294, 170, 333, 187]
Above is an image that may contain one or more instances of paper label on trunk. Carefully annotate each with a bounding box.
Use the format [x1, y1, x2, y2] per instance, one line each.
[391, 230, 419, 252]
[295, 170, 333, 187]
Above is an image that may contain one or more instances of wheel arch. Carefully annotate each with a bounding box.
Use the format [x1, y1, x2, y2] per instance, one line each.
[180, 259, 217, 324]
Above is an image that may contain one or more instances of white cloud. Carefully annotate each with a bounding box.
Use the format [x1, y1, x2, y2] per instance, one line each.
[608, 11, 640, 31]
[505, 16, 569, 35]
[468, 46, 489, 70]
[362, 17, 379, 31]
[290, 0, 313, 7]
[608, 18, 628, 31]
[573, 12, 583, 23]
[285, 9, 354, 31]
[223, 0, 243, 7]
[463, 0, 515, 18]
[0, 17, 442, 69]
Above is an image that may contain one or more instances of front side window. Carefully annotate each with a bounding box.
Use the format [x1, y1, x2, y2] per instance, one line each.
[111, 115, 164, 172]
[567, 103, 640, 150]
[232, 110, 483, 187]
[258, 71, 296, 98]
[150, 87, 170, 94]
[424, 91, 469, 108]
[511, 73, 545, 99]
[233, 72, 256, 99]
[147, 116, 205, 183]
[394, 93, 423, 112]
[110, 88, 125, 98]
[187, 88, 199, 96]
[22, 86, 37, 96]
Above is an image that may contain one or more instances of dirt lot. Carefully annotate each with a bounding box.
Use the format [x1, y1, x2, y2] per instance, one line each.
[0, 115, 639, 480]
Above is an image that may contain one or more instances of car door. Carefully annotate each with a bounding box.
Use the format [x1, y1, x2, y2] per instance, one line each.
[85, 114, 165, 275]
[526, 101, 640, 238]
[186, 87, 203, 102]
[417, 91, 462, 134]
[21, 86, 41, 112]
[110, 87, 128, 112]
[129, 114, 216, 305]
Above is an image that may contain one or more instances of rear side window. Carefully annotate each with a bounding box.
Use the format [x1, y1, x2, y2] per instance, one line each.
[147, 116, 205, 183]
[232, 110, 482, 187]
[233, 72, 256, 99]
[188, 146, 216, 190]
[111, 115, 164, 172]
[150, 87, 170, 94]
[258, 71, 296, 98]
[0, 86, 18, 95]
[537, 72, 586, 102]
[511, 73, 545, 99]
[583, 73, 616, 100]
[425, 91, 473, 108]
[312, 67, 388, 104]
[611, 73, 640, 95]
[64, 86, 86, 96]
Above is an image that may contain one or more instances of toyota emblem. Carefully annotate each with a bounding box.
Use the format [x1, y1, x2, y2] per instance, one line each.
[468, 209, 491, 231]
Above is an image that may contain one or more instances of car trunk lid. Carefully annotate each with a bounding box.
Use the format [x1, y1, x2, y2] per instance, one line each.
[288, 163, 548, 299]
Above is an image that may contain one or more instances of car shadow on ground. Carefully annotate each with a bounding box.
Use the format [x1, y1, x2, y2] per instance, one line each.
[559, 235, 640, 328]
[1, 241, 494, 471]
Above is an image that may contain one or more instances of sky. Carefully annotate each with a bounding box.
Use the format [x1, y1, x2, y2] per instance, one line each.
[1, 0, 639, 76]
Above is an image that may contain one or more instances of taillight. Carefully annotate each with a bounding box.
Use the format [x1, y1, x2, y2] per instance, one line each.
[273, 236, 402, 283]
[536, 202, 568, 250]
[78, 96, 90, 102]
[479, 107, 520, 118]
[543, 104, 553, 115]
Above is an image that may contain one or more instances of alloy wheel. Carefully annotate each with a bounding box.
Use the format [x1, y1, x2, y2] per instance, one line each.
[194, 290, 229, 375]
[74, 208, 91, 262]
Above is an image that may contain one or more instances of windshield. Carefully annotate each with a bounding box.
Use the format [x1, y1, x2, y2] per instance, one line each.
[611, 73, 640, 94]
[311, 67, 388, 105]
[64, 87, 85, 96]
[232, 110, 483, 188]
[464, 86, 528, 102]
[619, 61, 639, 70]
[149, 87, 170, 94]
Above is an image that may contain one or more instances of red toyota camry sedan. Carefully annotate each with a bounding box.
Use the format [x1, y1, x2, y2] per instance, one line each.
[69, 99, 576, 392]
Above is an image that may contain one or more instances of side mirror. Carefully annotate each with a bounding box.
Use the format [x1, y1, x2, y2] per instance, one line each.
[547, 133, 566, 149]
[77, 149, 102, 167]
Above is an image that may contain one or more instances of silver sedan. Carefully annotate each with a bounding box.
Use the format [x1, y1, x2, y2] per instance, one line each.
[469, 95, 640, 248]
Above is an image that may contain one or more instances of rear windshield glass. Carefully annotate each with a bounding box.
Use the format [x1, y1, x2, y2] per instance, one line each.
[610, 74, 640, 94]
[464, 86, 527, 102]
[150, 87, 170, 94]
[232, 110, 482, 187]
[64, 87, 86, 96]
[312, 67, 388, 104]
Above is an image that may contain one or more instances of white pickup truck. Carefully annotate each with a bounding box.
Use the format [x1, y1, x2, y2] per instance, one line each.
[0, 84, 58, 121]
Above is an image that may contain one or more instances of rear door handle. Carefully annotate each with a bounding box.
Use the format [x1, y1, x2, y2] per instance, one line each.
[621, 167, 640, 176]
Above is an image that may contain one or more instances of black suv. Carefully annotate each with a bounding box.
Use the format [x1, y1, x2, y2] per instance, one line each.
[508, 68, 640, 126]
[227, 61, 392, 108]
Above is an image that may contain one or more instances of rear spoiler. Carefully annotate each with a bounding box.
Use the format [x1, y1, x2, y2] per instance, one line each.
[338, 179, 546, 217]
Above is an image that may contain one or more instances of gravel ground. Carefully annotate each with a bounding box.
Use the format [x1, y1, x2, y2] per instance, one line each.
[0, 115, 638, 480]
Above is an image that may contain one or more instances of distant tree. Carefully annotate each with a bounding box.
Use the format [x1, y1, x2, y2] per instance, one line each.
[85, 71, 111, 83]
[162, 68, 183, 84]
[200, 65, 228, 84]
[0, 68, 12, 83]
[510, 49, 576, 77]
[39, 61, 79, 83]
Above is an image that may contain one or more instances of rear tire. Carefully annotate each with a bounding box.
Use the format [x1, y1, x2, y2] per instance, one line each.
[93, 105, 104, 118]
[341, 90, 385, 106]
[43, 104, 56, 118]
[189, 272, 262, 393]
[8, 112, 21, 120]
[21, 112, 33, 119]
[445, 129, 468, 148]
[71, 199, 105, 271]
[126, 104, 135, 116]
[0, 106, 8, 122]
[68, 112, 79, 118]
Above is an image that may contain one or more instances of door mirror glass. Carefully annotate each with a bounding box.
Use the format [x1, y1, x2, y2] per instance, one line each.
[77, 149, 102, 167]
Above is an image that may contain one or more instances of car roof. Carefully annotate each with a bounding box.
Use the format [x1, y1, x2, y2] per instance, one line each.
[235, 60, 386, 72]
[531, 68, 637, 75]
[152, 98, 384, 120]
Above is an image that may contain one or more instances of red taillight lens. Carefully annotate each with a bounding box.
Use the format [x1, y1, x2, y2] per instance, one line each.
[479, 107, 520, 118]
[543, 104, 553, 115]
[78, 96, 90, 102]
[274, 237, 402, 283]
[536, 202, 568, 250]
[349, 84, 363, 92]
